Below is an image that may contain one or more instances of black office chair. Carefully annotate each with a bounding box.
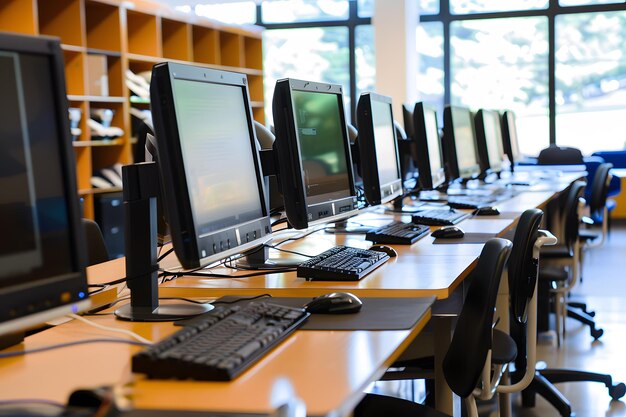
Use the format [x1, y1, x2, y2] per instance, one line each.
[82, 218, 110, 266]
[537, 146, 584, 165]
[580, 162, 613, 248]
[354, 238, 513, 417]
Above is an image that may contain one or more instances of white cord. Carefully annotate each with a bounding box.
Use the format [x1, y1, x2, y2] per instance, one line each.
[67, 313, 153, 345]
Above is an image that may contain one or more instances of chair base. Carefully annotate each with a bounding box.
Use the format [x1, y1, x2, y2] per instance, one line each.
[566, 306, 603, 340]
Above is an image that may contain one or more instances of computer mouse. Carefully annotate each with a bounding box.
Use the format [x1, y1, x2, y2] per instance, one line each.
[369, 244, 398, 257]
[431, 226, 465, 239]
[474, 206, 501, 216]
[304, 292, 363, 314]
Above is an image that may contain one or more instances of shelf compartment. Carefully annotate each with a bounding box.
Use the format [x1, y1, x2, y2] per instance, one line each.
[0, 0, 37, 35]
[73, 139, 125, 147]
[126, 10, 159, 57]
[37, 0, 84, 46]
[244, 36, 262, 70]
[85, 1, 121, 52]
[64, 50, 85, 96]
[220, 32, 244, 68]
[68, 100, 89, 142]
[253, 107, 265, 125]
[192, 25, 220, 65]
[248, 74, 263, 103]
[162, 18, 191, 61]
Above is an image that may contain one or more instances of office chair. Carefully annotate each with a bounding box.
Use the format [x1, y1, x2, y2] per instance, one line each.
[538, 181, 605, 343]
[580, 162, 613, 247]
[537, 146, 584, 165]
[355, 238, 513, 417]
[82, 219, 110, 266]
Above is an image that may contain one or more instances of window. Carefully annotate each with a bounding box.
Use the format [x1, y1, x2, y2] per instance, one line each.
[450, 17, 549, 155]
[191, 2, 256, 25]
[450, 0, 548, 14]
[263, 27, 349, 123]
[355, 25, 375, 101]
[556, 10, 626, 153]
[261, 0, 349, 23]
[417, 22, 444, 118]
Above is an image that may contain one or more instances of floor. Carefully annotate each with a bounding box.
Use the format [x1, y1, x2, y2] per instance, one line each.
[370, 222, 626, 416]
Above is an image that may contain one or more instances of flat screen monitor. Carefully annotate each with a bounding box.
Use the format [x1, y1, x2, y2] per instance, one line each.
[413, 103, 446, 190]
[501, 110, 521, 167]
[402, 104, 415, 139]
[443, 106, 481, 180]
[272, 78, 359, 230]
[475, 109, 505, 174]
[150, 63, 271, 269]
[356, 92, 403, 206]
[0, 33, 90, 342]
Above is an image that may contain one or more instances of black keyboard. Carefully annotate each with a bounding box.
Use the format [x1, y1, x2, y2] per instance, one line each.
[297, 245, 389, 281]
[446, 196, 496, 210]
[365, 221, 430, 245]
[411, 209, 471, 226]
[132, 302, 309, 381]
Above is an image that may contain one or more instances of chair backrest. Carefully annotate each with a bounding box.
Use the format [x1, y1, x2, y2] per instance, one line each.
[537, 146, 583, 165]
[589, 163, 613, 218]
[443, 238, 512, 398]
[82, 218, 110, 266]
[562, 181, 586, 250]
[508, 208, 544, 325]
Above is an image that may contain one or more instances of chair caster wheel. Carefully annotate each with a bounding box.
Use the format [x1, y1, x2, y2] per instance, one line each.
[591, 328, 604, 340]
[588, 311, 596, 317]
[609, 382, 626, 400]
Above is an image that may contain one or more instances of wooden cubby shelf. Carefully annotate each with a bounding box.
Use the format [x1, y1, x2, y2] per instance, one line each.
[1, 0, 264, 219]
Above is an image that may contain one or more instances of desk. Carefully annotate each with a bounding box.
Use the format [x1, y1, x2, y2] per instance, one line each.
[0, 173, 582, 417]
[0, 300, 431, 417]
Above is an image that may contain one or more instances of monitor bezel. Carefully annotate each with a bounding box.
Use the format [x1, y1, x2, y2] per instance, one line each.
[150, 62, 271, 269]
[501, 110, 521, 165]
[414, 102, 446, 190]
[272, 78, 359, 230]
[356, 92, 403, 206]
[443, 105, 481, 180]
[475, 109, 504, 174]
[0, 33, 90, 337]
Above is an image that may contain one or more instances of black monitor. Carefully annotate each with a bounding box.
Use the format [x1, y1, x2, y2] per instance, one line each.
[443, 106, 481, 180]
[0, 33, 90, 348]
[402, 104, 415, 139]
[272, 78, 359, 230]
[150, 62, 271, 269]
[413, 103, 446, 190]
[356, 92, 403, 206]
[474, 109, 505, 175]
[501, 110, 521, 169]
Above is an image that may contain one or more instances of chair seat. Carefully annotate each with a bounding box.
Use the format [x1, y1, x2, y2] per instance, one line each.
[355, 393, 450, 417]
[492, 329, 517, 365]
[540, 245, 573, 259]
[579, 229, 600, 242]
[539, 265, 568, 282]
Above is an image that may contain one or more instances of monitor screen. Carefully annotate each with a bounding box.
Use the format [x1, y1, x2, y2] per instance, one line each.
[414, 103, 445, 190]
[356, 93, 402, 205]
[444, 106, 480, 180]
[502, 111, 521, 164]
[476, 109, 504, 173]
[0, 34, 89, 339]
[272, 78, 358, 229]
[151, 63, 271, 268]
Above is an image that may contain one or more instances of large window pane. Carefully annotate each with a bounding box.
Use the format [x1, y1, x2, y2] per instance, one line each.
[560, 0, 622, 6]
[263, 27, 349, 125]
[355, 25, 375, 100]
[556, 11, 626, 153]
[419, 0, 440, 15]
[190, 2, 256, 25]
[358, 0, 438, 17]
[451, 0, 547, 14]
[357, 0, 373, 18]
[451, 17, 549, 155]
[416, 22, 444, 119]
[262, 0, 348, 23]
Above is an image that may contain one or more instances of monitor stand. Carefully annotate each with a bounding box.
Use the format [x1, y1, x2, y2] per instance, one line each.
[236, 245, 305, 269]
[115, 162, 213, 322]
[325, 219, 373, 234]
[0, 332, 24, 350]
[384, 189, 425, 214]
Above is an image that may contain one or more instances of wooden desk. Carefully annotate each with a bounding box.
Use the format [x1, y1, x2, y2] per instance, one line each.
[0, 303, 431, 417]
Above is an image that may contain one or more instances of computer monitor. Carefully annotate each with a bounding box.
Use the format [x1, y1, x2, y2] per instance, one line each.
[150, 62, 271, 269]
[356, 92, 403, 206]
[272, 78, 359, 230]
[474, 109, 505, 175]
[0, 33, 90, 347]
[443, 106, 481, 180]
[402, 104, 415, 139]
[413, 103, 446, 190]
[501, 110, 521, 168]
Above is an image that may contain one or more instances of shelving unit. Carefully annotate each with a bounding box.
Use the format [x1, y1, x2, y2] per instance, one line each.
[0, 0, 264, 219]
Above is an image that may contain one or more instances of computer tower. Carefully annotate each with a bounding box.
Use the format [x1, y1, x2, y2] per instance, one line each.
[95, 192, 124, 259]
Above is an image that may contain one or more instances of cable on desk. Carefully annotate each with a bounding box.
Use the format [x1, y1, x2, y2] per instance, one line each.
[67, 313, 153, 345]
[0, 339, 149, 359]
[161, 267, 297, 280]
[157, 247, 174, 262]
[271, 217, 288, 227]
[211, 294, 272, 305]
[267, 246, 314, 258]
